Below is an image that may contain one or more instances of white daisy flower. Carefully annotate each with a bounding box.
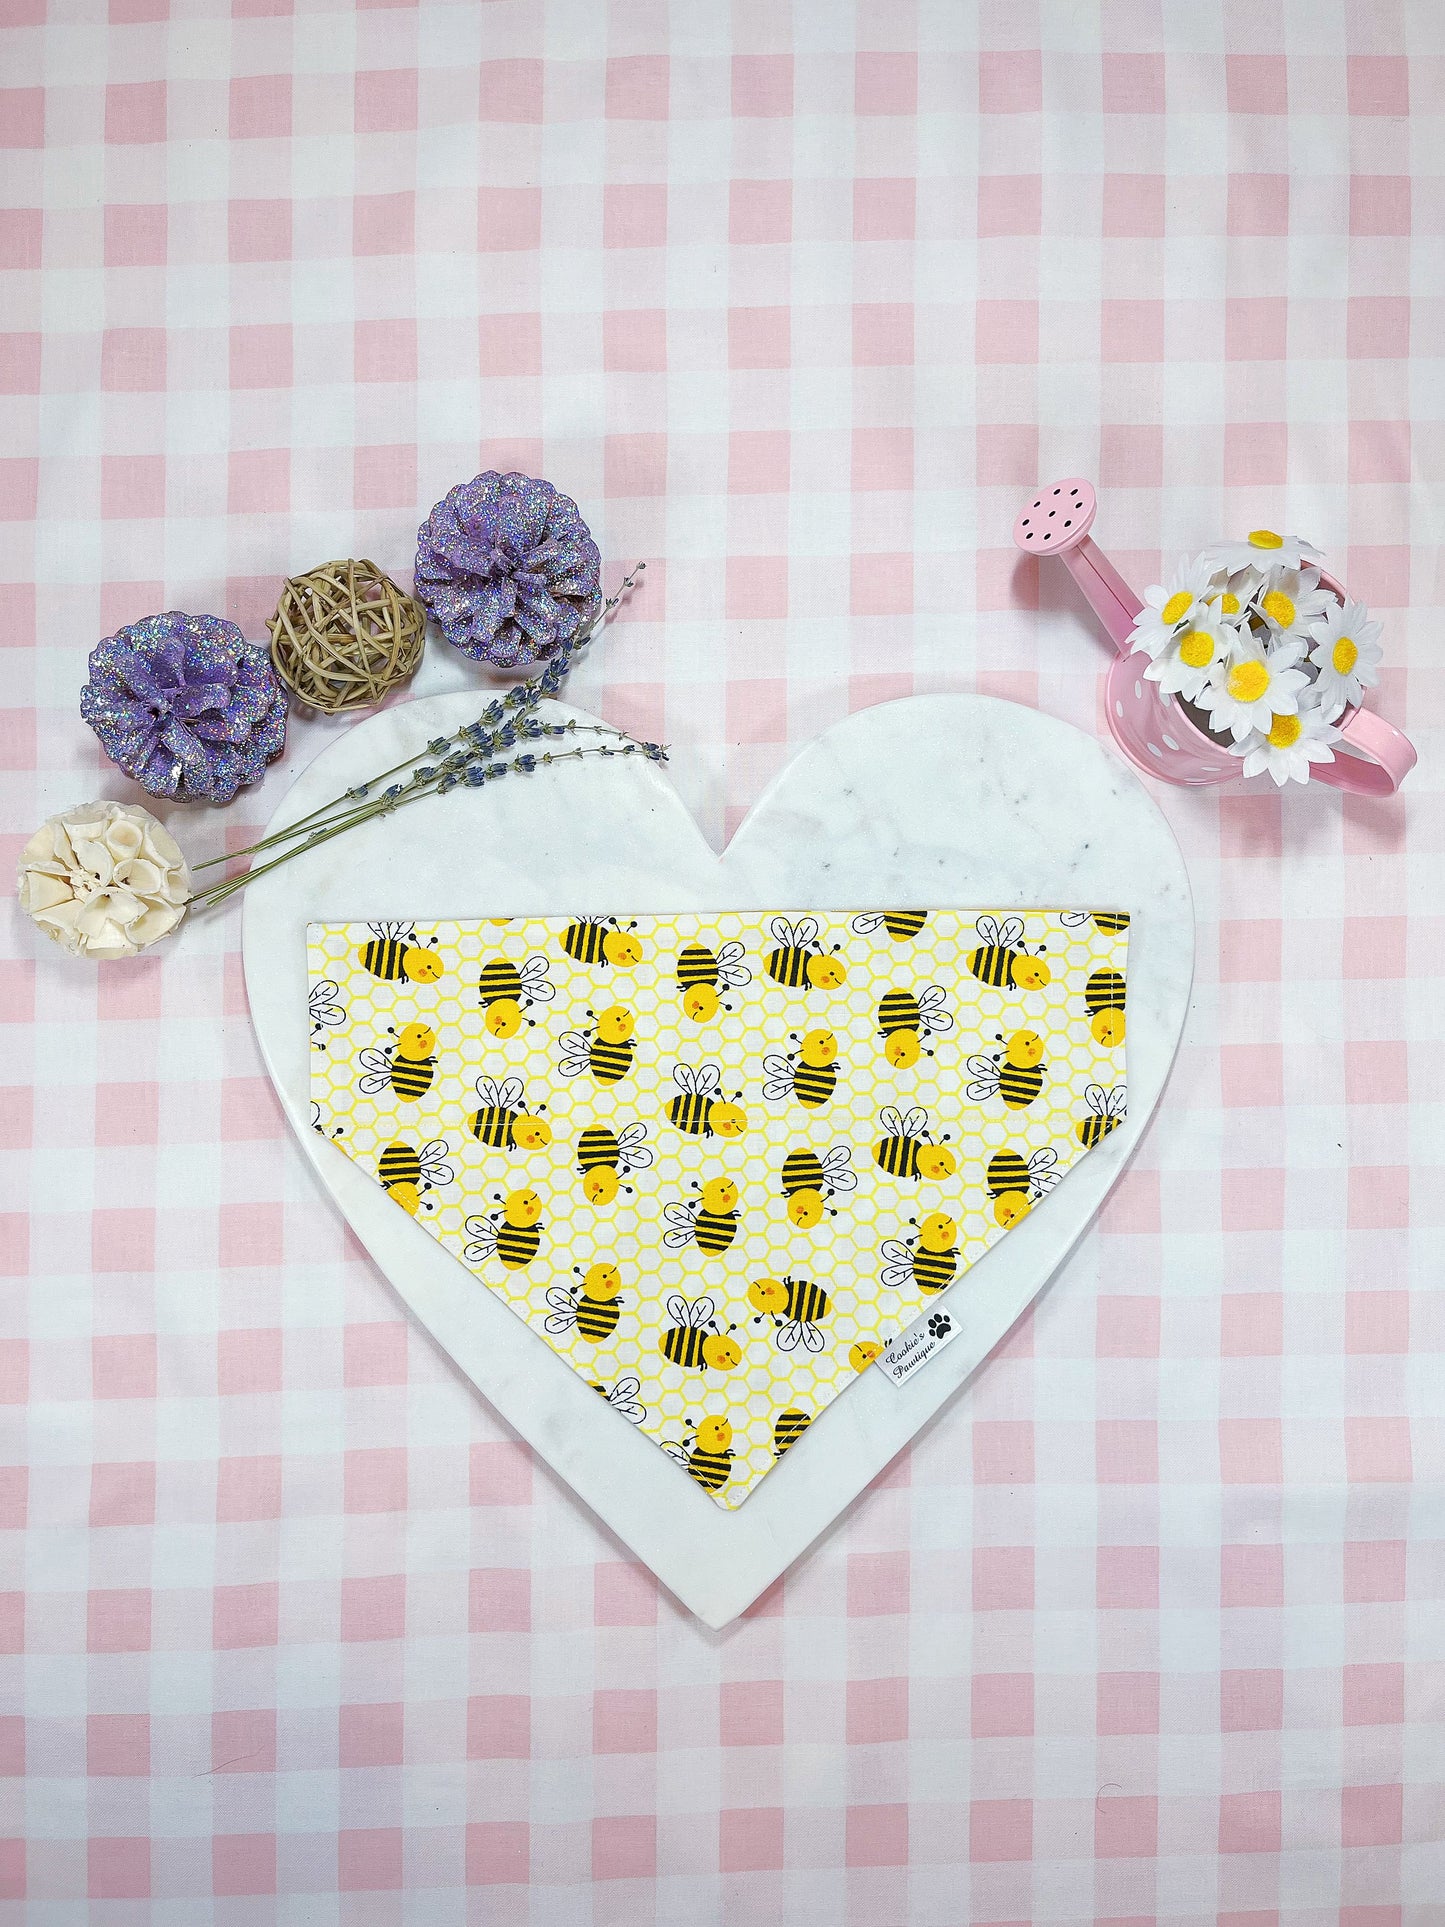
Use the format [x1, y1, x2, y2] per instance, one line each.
[1307, 596, 1383, 720]
[1204, 529, 1323, 574]
[1206, 565, 1264, 626]
[1197, 633, 1310, 743]
[1230, 698, 1340, 787]
[1250, 565, 1333, 641]
[1128, 553, 1219, 660]
[1144, 610, 1230, 702]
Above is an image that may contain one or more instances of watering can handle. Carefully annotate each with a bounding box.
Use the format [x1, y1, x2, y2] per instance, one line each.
[1314, 704, 1417, 796]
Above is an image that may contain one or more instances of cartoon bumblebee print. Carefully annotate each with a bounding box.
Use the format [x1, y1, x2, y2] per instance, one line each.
[308, 906, 1129, 1510]
[665, 1415, 736, 1492]
[676, 940, 751, 1021]
[469, 1078, 551, 1151]
[663, 1177, 743, 1257]
[308, 979, 347, 1049]
[665, 1063, 749, 1139]
[377, 1139, 454, 1216]
[880, 1211, 959, 1295]
[778, 1143, 856, 1228]
[875, 984, 952, 1067]
[657, 1295, 743, 1373]
[545, 1262, 626, 1339]
[985, 1147, 1060, 1227]
[358, 1023, 438, 1101]
[463, 1188, 545, 1269]
[872, 1106, 956, 1181]
[851, 911, 928, 942]
[560, 917, 643, 968]
[576, 1121, 652, 1204]
[478, 953, 554, 1037]
[560, 1006, 638, 1085]
[966, 916, 1050, 991]
[593, 1375, 647, 1424]
[763, 918, 847, 992]
[966, 1029, 1047, 1111]
[748, 1274, 831, 1354]
[357, 922, 444, 985]
[762, 1029, 841, 1110]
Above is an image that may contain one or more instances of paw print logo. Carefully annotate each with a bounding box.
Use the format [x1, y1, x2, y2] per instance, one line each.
[926, 1312, 952, 1339]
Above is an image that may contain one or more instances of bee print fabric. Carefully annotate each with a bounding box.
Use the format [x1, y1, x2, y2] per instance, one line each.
[308, 910, 1129, 1508]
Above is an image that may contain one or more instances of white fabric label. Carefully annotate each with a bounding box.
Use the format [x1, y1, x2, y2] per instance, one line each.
[874, 1301, 964, 1386]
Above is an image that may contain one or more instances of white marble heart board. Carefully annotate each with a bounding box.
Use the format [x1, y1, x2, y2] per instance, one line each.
[243, 695, 1194, 1627]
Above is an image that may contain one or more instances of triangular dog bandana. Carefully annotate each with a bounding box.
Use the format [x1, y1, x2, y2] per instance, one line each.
[308, 909, 1128, 1507]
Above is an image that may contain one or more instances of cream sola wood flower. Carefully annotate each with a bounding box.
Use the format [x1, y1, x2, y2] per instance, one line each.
[1196, 631, 1311, 743]
[1205, 529, 1323, 574]
[1230, 696, 1341, 787]
[18, 800, 190, 960]
[1308, 596, 1383, 719]
[1127, 553, 1221, 659]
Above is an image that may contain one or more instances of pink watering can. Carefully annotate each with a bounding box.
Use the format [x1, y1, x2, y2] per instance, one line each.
[1014, 479, 1416, 795]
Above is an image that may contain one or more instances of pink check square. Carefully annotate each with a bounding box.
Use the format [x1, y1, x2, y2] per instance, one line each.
[731, 181, 792, 245]
[592, 1816, 655, 1881]
[226, 443, 289, 512]
[603, 184, 667, 249]
[846, 1804, 908, 1867]
[732, 55, 791, 117]
[468, 1696, 530, 1759]
[230, 75, 290, 139]
[593, 1689, 657, 1754]
[972, 1673, 1033, 1738]
[212, 1836, 276, 1898]
[339, 1829, 404, 1891]
[105, 82, 165, 144]
[89, 1839, 150, 1901]
[1095, 1795, 1158, 1858]
[479, 60, 543, 123]
[719, 1807, 784, 1872]
[342, 1575, 406, 1641]
[982, 51, 1043, 114]
[338, 1704, 404, 1769]
[466, 1823, 528, 1885]
[855, 53, 916, 115]
[719, 1679, 783, 1746]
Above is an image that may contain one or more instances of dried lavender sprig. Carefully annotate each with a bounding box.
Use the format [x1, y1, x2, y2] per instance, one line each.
[190, 562, 647, 871]
[198, 723, 614, 868]
[191, 721, 624, 872]
[188, 733, 668, 910]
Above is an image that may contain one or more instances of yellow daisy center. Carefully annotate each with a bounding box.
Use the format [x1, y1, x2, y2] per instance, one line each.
[1248, 529, 1284, 550]
[1227, 660, 1271, 703]
[1179, 629, 1215, 669]
[1161, 591, 1193, 626]
[1218, 592, 1240, 615]
[1331, 636, 1358, 675]
[1267, 713, 1302, 749]
[1261, 589, 1296, 628]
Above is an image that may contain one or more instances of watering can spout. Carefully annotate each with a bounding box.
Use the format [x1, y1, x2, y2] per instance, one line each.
[1013, 479, 1140, 654]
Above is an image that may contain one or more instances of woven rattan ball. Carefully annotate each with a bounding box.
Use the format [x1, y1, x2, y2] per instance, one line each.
[268, 560, 426, 714]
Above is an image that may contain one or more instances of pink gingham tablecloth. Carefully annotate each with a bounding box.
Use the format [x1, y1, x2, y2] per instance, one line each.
[2, 2, 1442, 1920]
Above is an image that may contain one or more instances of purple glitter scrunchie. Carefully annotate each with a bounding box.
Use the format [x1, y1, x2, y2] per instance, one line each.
[80, 611, 288, 804]
[413, 471, 602, 670]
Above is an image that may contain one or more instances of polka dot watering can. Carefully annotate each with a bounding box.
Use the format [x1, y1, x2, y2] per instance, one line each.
[1014, 479, 1416, 795]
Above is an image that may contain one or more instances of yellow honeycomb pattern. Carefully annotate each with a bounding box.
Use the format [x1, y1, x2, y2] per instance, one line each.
[307, 910, 1129, 1508]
